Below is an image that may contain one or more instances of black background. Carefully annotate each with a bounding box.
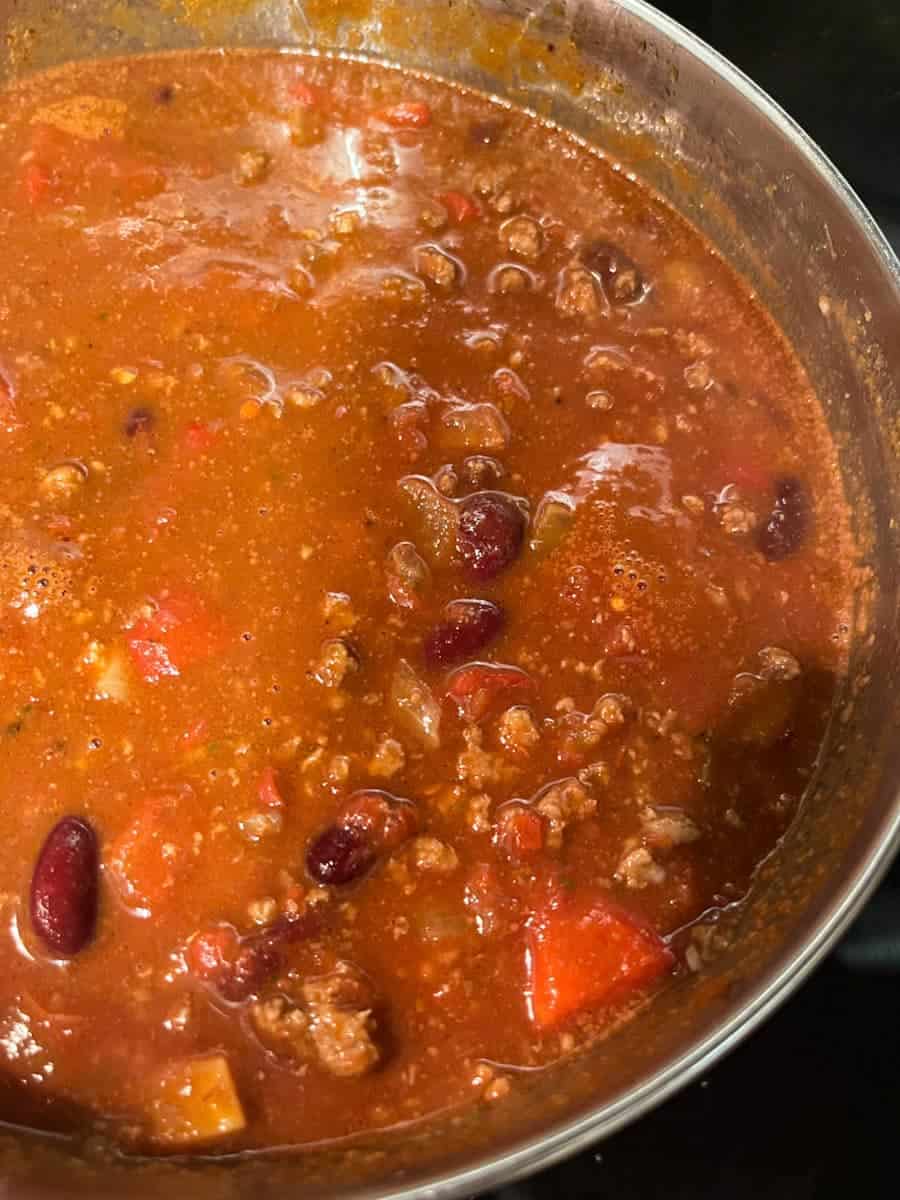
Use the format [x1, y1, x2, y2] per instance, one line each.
[488, 4, 900, 1197]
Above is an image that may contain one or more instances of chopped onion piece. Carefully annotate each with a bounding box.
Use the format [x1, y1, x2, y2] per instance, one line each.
[390, 658, 441, 749]
[529, 492, 576, 557]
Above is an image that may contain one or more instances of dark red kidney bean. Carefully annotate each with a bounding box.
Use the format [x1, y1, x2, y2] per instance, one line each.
[124, 406, 155, 437]
[338, 790, 418, 853]
[424, 599, 505, 667]
[458, 492, 526, 581]
[580, 240, 646, 304]
[30, 817, 98, 957]
[469, 119, 504, 146]
[306, 823, 375, 886]
[216, 938, 281, 1004]
[191, 911, 322, 1003]
[757, 475, 809, 561]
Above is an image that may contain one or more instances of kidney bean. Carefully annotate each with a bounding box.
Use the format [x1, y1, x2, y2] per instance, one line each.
[188, 910, 322, 1003]
[580, 240, 646, 304]
[337, 790, 418, 853]
[493, 802, 545, 863]
[458, 492, 526, 581]
[124, 406, 155, 437]
[469, 119, 505, 146]
[446, 662, 535, 722]
[306, 823, 375, 886]
[757, 475, 809, 561]
[424, 599, 505, 667]
[30, 817, 98, 957]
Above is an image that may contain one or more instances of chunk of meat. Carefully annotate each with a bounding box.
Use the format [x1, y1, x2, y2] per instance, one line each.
[252, 963, 380, 1078]
[555, 695, 630, 766]
[616, 845, 665, 889]
[534, 778, 595, 850]
[497, 706, 541, 756]
[126, 588, 225, 683]
[301, 965, 380, 1078]
[488, 265, 533, 294]
[456, 724, 504, 789]
[472, 161, 517, 213]
[639, 807, 701, 851]
[308, 1006, 379, 1078]
[757, 646, 801, 681]
[500, 215, 543, 261]
[715, 486, 758, 536]
[250, 993, 311, 1062]
[415, 244, 460, 288]
[313, 637, 359, 687]
[555, 264, 601, 317]
[525, 891, 673, 1028]
[447, 663, 535, 723]
[233, 149, 271, 186]
[409, 836, 459, 875]
[368, 736, 406, 779]
[580, 240, 646, 304]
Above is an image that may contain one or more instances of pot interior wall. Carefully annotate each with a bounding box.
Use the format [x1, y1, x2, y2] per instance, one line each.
[0, 1, 898, 1196]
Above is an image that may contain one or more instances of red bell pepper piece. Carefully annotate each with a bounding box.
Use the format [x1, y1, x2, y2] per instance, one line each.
[525, 890, 674, 1029]
[22, 161, 54, 208]
[493, 802, 545, 863]
[376, 101, 432, 129]
[183, 420, 221, 455]
[107, 789, 197, 912]
[126, 589, 225, 682]
[446, 662, 534, 722]
[437, 191, 480, 223]
[257, 765, 285, 810]
[289, 80, 321, 107]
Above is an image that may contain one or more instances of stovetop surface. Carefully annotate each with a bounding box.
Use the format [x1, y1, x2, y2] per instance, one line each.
[483, 3, 900, 1196]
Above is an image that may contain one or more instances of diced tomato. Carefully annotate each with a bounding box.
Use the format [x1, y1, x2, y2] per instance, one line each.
[290, 80, 321, 107]
[180, 718, 209, 751]
[338, 789, 418, 852]
[716, 452, 769, 494]
[257, 765, 285, 810]
[126, 588, 225, 682]
[525, 890, 674, 1029]
[22, 161, 54, 207]
[0, 373, 18, 432]
[187, 913, 322, 1003]
[126, 636, 180, 682]
[107, 789, 197, 912]
[437, 191, 480, 223]
[446, 663, 535, 722]
[187, 925, 239, 983]
[464, 862, 517, 937]
[183, 420, 221, 454]
[493, 802, 545, 863]
[376, 101, 432, 129]
[84, 149, 165, 205]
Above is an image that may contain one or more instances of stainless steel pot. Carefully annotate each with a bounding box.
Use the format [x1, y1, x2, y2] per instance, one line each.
[1, 1, 899, 1196]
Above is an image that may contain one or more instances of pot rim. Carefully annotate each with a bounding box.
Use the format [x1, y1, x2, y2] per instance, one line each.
[360, 0, 900, 1195]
